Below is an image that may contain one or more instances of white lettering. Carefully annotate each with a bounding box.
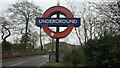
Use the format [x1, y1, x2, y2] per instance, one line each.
[38, 19, 78, 24]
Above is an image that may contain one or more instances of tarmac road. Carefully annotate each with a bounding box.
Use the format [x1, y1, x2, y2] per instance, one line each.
[2, 55, 49, 68]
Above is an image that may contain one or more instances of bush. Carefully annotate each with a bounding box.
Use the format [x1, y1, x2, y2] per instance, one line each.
[72, 48, 81, 64]
[2, 40, 12, 51]
[63, 47, 72, 62]
[62, 46, 86, 65]
[84, 35, 120, 67]
[72, 47, 86, 65]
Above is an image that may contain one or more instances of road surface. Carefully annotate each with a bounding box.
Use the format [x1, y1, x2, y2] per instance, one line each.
[2, 55, 49, 68]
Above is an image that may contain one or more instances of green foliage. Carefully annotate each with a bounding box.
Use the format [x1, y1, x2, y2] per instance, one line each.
[84, 35, 120, 67]
[72, 48, 81, 64]
[2, 41, 12, 51]
[63, 46, 72, 62]
[72, 47, 86, 65]
[2, 34, 36, 51]
[11, 43, 24, 51]
[20, 34, 34, 50]
[62, 46, 86, 65]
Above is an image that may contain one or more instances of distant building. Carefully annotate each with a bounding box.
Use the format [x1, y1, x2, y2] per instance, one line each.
[44, 42, 76, 51]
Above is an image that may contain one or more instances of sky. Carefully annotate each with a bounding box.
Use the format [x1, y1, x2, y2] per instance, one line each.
[0, 0, 111, 15]
[0, 0, 82, 45]
[0, 0, 114, 45]
[0, 0, 116, 67]
[0, 0, 114, 15]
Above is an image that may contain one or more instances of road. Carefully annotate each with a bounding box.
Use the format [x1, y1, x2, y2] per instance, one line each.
[2, 55, 49, 68]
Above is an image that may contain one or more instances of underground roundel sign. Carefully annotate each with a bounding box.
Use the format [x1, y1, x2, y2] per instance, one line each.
[35, 6, 81, 38]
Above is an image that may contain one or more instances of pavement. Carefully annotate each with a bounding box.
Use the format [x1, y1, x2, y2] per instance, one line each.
[1, 55, 49, 68]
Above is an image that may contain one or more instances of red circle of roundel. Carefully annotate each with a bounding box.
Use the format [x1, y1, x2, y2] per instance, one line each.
[42, 6, 74, 38]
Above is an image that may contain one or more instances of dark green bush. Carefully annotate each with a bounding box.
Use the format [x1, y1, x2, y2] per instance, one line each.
[72, 48, 81, 64]
[2, 40, 12, 51]
[63, 47, 72, 62]
[84, 35, 120, 67]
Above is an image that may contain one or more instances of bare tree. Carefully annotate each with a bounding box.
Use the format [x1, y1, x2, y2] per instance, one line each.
[66, 1, 94, 46]
[6, 1, 43, 50]
[65, 0, 84, 46]
[0, 16, 12, 51]
[0, 17, 11, 42]
[66, 0, 120, 46]
[91, 0, 120, 35]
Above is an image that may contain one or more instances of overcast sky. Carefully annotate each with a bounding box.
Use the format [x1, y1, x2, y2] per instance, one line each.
[0, 0, 112, 15]
[0, 0, 114, 45]
[0, 0, 83, 45]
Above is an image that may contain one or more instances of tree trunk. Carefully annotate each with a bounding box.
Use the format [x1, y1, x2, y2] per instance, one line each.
[1, 24, 11, 51]
[90, 23, 93, 39]
[24, 20, 29, 50]
[75, 28, 83, 47]
[83, 18, 87, 45]
[40, 27, 43, 50]
[1, 24, 11, 41]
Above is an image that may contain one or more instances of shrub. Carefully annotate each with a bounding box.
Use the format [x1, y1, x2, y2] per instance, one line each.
[84, 35, 120, 67]
[72, 47, 86, 65]
[63, 47, 72, 62]
[2, 41, 12, 51]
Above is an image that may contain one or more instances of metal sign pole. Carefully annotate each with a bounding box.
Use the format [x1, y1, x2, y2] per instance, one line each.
[57, 0, 60, 6]
[56, 12, 60, 63]
[35, 0, 80, 63]
[55, 0, 60, 63]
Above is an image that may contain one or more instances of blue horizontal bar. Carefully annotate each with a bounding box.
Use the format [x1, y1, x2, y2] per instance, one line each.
[35, 18, 81, 27]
